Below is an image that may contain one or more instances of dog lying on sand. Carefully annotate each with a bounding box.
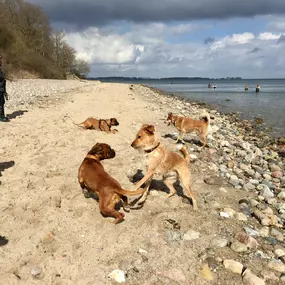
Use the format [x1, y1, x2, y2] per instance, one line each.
[166, 112, 210, 148]
[131, 124, 198, 210]
[78, 143, 146, 224]
[74, 117, 119, 133]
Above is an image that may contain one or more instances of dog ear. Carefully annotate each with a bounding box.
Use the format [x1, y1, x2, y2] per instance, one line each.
[143, 124, 155, 134]
[88, 143, 104, 155]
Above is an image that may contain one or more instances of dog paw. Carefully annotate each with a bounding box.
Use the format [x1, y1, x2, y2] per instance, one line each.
[123, 206, 130, 213]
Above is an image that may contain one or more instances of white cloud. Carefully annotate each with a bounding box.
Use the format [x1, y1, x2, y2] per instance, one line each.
[258, 32, 281, 40]
[211, 32, 255, 50]
[64, 23, 285, 78]
[66, 27, 143, 64]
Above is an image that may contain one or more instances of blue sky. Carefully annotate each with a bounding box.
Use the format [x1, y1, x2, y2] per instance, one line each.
[27, 0, 285, 78]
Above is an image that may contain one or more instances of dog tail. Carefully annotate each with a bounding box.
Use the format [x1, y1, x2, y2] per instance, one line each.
[176, 144, 190, 164]
[115, 188, 146, 196]
[73, 121, 85, 126]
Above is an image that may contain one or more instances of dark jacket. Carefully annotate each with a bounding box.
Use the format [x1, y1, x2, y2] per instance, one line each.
[0, 70, 6, 104]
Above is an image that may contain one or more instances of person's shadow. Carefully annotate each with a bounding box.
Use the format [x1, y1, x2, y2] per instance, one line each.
[0, 236, 9, 246]
[7, 110, 28, 120]
[0, 161, 15, 177]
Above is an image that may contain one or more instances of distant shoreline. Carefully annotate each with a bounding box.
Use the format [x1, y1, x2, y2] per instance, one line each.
[92, 77, 285, 81]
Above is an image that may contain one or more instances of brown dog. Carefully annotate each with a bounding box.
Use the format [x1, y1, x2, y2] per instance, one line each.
[74, 117, 119, 133]
[166, 112, 210, 148]
[131, 124, 197, 210]
[78, 143, 146, 224]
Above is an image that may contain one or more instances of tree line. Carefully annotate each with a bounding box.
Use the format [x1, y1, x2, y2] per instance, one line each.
[0, 0, 90, 79]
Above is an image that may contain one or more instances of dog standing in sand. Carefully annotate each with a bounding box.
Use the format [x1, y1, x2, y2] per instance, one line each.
[74, 117, 119, 133]
[166, 112, 210, 148]
[131, 124, 197, 210]
[78, 143, 146, 224]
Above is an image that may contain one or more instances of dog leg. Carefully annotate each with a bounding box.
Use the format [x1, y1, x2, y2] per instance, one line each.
[163, 176, 177, 198]
[176, 132, 186, 144]
[133, 170, 154, 191]
[200, 132, 207, 149]
[121, 195, 130, 212]
[136, 180, 151, 205]
[99, 194, 125, 224]
[178, 169, 198, 210]
[82, 189, 91, 198]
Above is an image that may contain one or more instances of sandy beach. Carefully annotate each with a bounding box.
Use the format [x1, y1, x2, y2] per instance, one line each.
[1, 81, 284, 284]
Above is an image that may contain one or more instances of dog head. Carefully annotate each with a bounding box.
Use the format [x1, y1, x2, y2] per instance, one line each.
[88, 143, 116, 160]
[131, 124, 159, 150]
[110, 118, 119, 126]
[166, 112, 174, 125]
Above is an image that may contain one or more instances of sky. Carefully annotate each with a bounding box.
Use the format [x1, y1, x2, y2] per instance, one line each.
[27, 0, 285, 78]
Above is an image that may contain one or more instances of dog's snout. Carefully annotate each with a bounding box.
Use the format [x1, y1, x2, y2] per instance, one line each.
[131, 141, 136, 148]
[109, 149, 116, 158]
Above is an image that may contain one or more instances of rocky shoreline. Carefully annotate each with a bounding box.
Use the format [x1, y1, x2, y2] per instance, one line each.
[5, 79, 97, 110]
[130, 84, 285, 284]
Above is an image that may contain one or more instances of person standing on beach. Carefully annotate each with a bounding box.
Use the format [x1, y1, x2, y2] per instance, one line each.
[0, 56, 9, 122]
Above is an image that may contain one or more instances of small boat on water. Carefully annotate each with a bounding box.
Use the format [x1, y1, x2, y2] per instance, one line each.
[256, 84, 261, 92]
[244, 84, 248, 91]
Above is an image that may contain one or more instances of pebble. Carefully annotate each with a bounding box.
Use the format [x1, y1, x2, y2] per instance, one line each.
[274, 248, 285, 258]
[31, 267, 42, 278]
[244, 227, 260, 237]
[272, 171, 283, 178]
[200, 264, 213, 281]
[164, 230, 181, 242]
[220, 212, 230, 218]
[242, 269, 265, 285]
[249, 179, 260, 186]
[206, 257, 218, 272]
[210, 237, 228, 248]
[244, 183, 256, 191]
[268, 259, 285, 273]
[229, 175, 240, 187]
[235, 231, 259, 249]
[108, 269, 126, 283]
[183, 230, 200, 241]
[260, 270, 279, 282]
[271, 228, 284, 242]
[270, 164, 281, 172]
[223, 207, 236, 218]
[236, 212, 248, 221]
[258, 184, 274, 200]
[230, 241, 248, 253]
[253, 165, 263, 174]
[223, 259, 244, 275]
[263, 173, 272, 181]
[204, 176, 224, 185]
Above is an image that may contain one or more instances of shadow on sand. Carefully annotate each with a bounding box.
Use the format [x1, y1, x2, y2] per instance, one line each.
[7, 110, 28, 120]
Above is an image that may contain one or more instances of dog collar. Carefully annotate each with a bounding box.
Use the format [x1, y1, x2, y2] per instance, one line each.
[86, 154, 100, 161]
[144, 143, 160, 153]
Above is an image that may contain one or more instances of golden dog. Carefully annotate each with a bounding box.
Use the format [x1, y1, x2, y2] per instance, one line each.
[166, 112, 210, 148]
[131, 124, 197, 210]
